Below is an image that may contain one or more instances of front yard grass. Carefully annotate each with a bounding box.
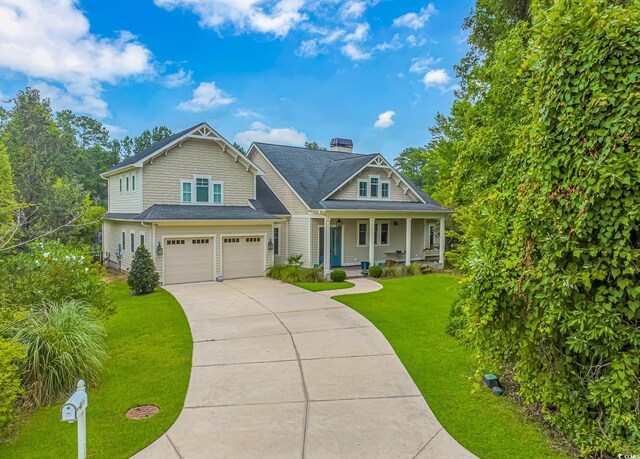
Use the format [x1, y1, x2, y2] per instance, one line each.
[293, 281, 354, 292]
[0, 278, 192, 458]
[334, 274, 570, 459]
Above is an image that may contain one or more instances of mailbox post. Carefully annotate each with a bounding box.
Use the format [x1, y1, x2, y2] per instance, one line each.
[61, 380, 88, 459]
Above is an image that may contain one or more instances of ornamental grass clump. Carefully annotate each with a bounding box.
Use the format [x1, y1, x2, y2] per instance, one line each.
[127, 245, 160, 295]
[14, 300, 107, 407]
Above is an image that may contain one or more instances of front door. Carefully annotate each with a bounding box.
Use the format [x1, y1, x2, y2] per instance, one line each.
[319, 227, 342, 268]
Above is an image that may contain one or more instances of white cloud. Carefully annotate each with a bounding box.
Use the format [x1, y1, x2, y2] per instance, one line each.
[163, 68, 193, 88]
[374, 33, 402, 52]
[234, 121, 307, 147]
[103, 123, 128, 138]
[374, 110, 395, 129]
[0, 0, 153, 118]
[296, 39, 322, 58]
[340, 0, 367, 19]
[340, 43, 371, 61]
[344, 23, 369, 42]
[406, 35, 427, 47]
[423, 69, 452, 87]
[393, 4, 436, 30]
[409, 56, 439, 74]
[178, 81, 235, 111]
[154, 0, 309, 37]
[236, 107, 262, 118]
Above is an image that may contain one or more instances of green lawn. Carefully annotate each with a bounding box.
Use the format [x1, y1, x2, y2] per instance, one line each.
[334, 274, 570, 459]
[0, 279, 192, 459]
[293, 281, 354, 292]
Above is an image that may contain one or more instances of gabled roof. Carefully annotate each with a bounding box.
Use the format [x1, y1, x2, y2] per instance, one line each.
[253, 143, 376, 208]
[103, 122, 262, 176]
[250, 176, 290, 215]
[252, 142, 450, 212]
[104, 204, 279, 221]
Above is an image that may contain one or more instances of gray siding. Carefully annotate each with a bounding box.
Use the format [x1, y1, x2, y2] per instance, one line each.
[108, 171, 142, 214]
[103, 220, 149, 271]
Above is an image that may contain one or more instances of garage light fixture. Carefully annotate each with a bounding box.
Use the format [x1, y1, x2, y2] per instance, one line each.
[156, 242, 163, 256]
[336, 219, 342, 228]
[268, 238, 274, 251]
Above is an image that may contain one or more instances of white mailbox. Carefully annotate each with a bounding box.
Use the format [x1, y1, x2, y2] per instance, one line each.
[60, 380, 88, 459]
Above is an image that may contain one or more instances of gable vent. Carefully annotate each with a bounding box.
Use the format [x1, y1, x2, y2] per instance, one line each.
[330, 138, 353, 153]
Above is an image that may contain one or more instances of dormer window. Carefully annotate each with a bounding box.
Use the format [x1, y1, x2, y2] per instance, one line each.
[181, 176, 224, 205]
[357, 175, 391, 200]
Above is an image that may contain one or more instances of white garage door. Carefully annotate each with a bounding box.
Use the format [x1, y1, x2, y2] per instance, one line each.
[223, 236, 265, 279]
[164, 237, 214, 285]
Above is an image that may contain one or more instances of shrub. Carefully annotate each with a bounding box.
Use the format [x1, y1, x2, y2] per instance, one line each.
[330, 269, 346, 282]
[266, 256, 324, 284]
[0, 337, 24, 429]
[13, 300, 107, 407]
[127, 245, 159, 295]
[287, 255, 303, 267]
[303, 266, 324, 283]
[403, 262, 424, 276]
[0, 241, 112, 317]
[368, 265, 383, 278]
[381, 264, 403, 278]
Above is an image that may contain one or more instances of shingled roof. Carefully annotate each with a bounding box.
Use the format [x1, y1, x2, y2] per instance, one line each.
[104, 205, 278, 221]
[252, 142, 450, 212]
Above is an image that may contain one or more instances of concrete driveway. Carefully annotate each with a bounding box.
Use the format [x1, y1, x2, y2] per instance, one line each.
[134, 278, 475, 459]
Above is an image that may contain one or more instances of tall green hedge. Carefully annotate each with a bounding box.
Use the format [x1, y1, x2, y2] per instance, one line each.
[452, 0, 640, 455]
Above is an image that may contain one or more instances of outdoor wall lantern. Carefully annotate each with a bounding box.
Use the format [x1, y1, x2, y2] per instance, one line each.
[268, 238, 274, 251]
[336, 219, 343, 228]
[156, 241, 163, 256]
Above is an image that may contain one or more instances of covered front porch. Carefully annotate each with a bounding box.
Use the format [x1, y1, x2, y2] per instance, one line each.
[310, 212, 447, 278]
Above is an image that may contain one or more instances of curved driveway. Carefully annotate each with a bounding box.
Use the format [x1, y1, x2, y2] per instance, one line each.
[135, 277, 475, 459]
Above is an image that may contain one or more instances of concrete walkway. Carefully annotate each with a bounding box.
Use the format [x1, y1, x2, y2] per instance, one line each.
[134, 278, 475, 459]
[317, 277, 383, 297]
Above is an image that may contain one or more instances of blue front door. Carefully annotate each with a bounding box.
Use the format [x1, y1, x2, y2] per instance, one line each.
[319, 227, 342, 268]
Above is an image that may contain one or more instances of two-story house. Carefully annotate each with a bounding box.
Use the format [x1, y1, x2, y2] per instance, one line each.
[102, 122, 452, 285]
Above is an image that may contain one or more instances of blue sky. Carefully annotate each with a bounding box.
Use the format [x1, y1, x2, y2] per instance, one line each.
[0, 0, 471, 161]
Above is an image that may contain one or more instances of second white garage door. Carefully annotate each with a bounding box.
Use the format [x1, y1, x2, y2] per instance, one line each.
[222, 236, 265, 279]
[164, 237, 214, 285]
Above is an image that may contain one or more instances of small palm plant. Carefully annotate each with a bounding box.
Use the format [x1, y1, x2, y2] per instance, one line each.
[14, 300, 107, 406]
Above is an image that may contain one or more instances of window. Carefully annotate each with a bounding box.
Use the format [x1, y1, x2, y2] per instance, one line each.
[370, 176, 379, 198]
[132, 174, 136, 191]
[140, 234, 145, 247]
[191, 239, 209, 244]
[126, 176, 129, 191]
[121, 232, 126, 251]
[166, 239, 185, 245]
[212, 182, 223, 204]
[358, 180, 368, 199]
[246, 237, 260, 242]
[381, 182, 390, 199]
[181, 181, 192, 203]
[379, 222, 389, 245]
[196, 178, 209, 203]
[357, 222, 368, 247]
[273, 226, 280, 256]
[428, 224, 436, 249]
[119, 178, 122, 192]
[224, 238, 240, 243]
[130, 233, 135, 253]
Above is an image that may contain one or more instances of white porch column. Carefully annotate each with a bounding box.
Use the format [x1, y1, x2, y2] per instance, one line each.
[368, 217, 375, 266]
[405, 218, 412, 266]
[323, 216, 331, 278]
[439, 217, 446, 265]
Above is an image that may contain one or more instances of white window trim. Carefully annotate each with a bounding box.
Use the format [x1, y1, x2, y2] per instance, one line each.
[380, 180, 391, 200]
[180, 179, 193, 204]
[273, 224, 281, 256]
[369, 175, 380, 199]
[356, 220, 368, 247]
[131, 173, 136, 191]
[193, 174, 212, 205]
[375, 221, 391, 247]
[119, 178, 122, 193]
[130, 231, 135, 253]
[357, 179, 369, 200]
[121, 231, 126, 252]
[126, 176, 130, 192]
[211, 180, 224, 206]
[139, 231, 145, 249]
